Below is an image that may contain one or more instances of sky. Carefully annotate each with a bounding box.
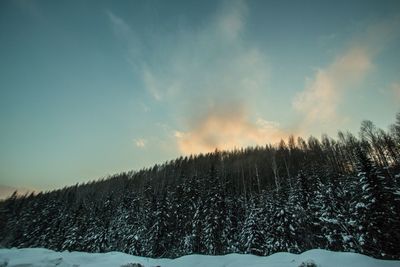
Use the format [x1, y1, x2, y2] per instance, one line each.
[0, 0, 399, 197]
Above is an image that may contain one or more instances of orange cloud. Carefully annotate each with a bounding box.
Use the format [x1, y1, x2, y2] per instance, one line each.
[175, 104, 287, 155]
[293, 46, 373, 129]
[293, 15, 400, 134]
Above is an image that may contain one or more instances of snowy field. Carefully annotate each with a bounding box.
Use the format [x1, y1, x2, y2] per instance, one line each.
[1, 248, 400, 267]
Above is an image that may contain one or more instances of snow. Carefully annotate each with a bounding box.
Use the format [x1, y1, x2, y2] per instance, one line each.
[355, 202, 366, 209]
[1, 248, 400, 267]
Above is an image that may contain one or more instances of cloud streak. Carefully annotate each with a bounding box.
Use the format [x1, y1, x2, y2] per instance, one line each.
[106, 10, 132, 38]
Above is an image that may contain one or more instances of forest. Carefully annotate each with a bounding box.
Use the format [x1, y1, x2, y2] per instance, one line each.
[1, 113, 399, 260]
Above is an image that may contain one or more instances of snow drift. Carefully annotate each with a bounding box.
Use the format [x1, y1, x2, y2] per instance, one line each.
[1, 248, 399, 267]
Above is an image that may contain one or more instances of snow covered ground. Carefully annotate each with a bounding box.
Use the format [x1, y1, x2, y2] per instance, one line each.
[1, 248, 399, 267]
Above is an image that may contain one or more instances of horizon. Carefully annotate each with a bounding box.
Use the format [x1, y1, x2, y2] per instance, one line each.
[1, 0, 400, 198]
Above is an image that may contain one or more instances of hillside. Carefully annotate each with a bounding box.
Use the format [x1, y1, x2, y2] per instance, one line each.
[1, 115, 400, 260]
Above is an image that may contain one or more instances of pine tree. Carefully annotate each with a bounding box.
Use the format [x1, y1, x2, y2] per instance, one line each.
[61, 202, 87, 251]
[354, 148, 400, 258]
[239, 196, 265, 255]
[146, 192, 171, 257]
[202, 164, 226, 255]
[264, 189, 304, 254]
[312, 172, 347, 251]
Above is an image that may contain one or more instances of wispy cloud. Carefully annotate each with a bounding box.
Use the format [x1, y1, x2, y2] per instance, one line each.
[293, 46, 373, 128]
[106, 10, 132, 38]
[107, 0, 285, 154]
[134, 138, 146, 148]
[216, 0, 247, 40]
[106, 10, 143, 69]
[293, 16, 400, 134]
[142, 66, 162, 101]
[138, 0, 282, 153]
[107, 3, 399, 154]
[107, 0, 268, 105]
[391, 82, 400, 101]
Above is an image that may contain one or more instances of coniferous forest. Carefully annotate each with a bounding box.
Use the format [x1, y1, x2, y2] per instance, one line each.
[1, 114, 400, 260]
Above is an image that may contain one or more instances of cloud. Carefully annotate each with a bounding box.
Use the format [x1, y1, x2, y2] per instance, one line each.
[391, 82, 400, 101]
[142, 67, 162, 101]
[134, 138, 146, 148]
[293, 16, 400, 133]
[137, 0, 281, 153]
[175, 103, 286, 155]
[108, 5, 400, 154]
[217, 0, 247, 40]
[106, 0, 269, 104]
[293, 46, 373, 127]
[106, 0, 284, 154]
[106, 10, 143, 68]
[107, 10, 131, 37]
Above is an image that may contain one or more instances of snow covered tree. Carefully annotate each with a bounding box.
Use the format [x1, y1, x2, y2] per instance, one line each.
[239, 196, 265, 255]
[61, 202, 87, 251]
[264, 188, 305, 254]
[201, 164, 227, 255]
[146, 191, 174, 257]
[353, 148, 400, 258]
[312, 172, 351, 251]
[224, 194, 245, 253]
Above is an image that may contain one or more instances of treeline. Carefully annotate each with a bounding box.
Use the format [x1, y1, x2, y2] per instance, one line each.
[1, 114, 400, 259]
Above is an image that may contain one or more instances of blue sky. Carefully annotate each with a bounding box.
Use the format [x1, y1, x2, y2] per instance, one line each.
[0, 0, 399, 196]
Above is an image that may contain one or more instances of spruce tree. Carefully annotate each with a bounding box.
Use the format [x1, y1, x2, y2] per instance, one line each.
[354, 148, 400, 258]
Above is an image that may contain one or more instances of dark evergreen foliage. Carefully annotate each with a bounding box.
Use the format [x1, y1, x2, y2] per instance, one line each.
[1, 114, 400, 259]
